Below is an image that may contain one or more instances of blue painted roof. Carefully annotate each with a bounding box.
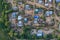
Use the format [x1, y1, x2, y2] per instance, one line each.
[56, 0, 60, 2]
[34, 15, 39, 18]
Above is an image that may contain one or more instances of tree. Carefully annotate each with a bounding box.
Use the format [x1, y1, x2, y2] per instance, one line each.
[40, 16, 46, 21]
[0, 0, 13, 40]
[19, 25, 32, 39]
[57, 34, 60, 40]
[57, 12, 60, 16]
[0, 0, 3, 12]
[0, 29, 9, 40]
[46, 33, 54, 39]
[58, 3, 60, 7]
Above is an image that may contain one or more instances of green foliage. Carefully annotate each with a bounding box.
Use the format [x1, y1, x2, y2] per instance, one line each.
[0, 0, 3, 12]
[30, 5, 33, 9]
[40, 16, 46, 21]
[8, 29, 14, 38]
[41, 23, 46, 27]
[19, 10, 25, 15]
[32, 35, 37, 39]
[18, 25, 32, 39]
[0, 0, 13, 40]
[57, 35, 60, 40]
[57, 12, 60, 16]
[46, 33, 54, 39]
[5, 9, 13, 14]
[0, 30, 9, 40]
[58, 3, 60, 6]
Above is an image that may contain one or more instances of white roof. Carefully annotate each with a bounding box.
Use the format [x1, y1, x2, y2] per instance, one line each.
[26, 5, 29, 6]
[38, 0, 42, 3]
[12, 6, 18, 10]
[25, 5, 30, 10]
[34, 18, 38, 21]
[45, 3, 49, 6]
[35, 9, 39, 12]
[18, 15, 23, 20]
[36, 30, 43, 36]
[17, 21, 23, 26]
[25, 5, 30, 8]
[37, 33, 42, 36]
[34, 20, 38, 24]
[45, 11, 53, 16]
[49, 0, 52, 2]
[24, 18, 27, 21]
[38, 30, 42, 33]
[19, 21, 22, 23]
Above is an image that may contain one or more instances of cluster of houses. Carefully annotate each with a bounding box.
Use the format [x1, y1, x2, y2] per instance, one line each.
[8, 0, 57, 27]
[9, 10, 55, 27]
[7, 0, 60, 38]
[36, 0, 53, 8]
[31, 28, 54, 37]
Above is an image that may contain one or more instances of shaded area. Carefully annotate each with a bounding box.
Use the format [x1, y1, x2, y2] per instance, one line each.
[0, 29, 9, 40]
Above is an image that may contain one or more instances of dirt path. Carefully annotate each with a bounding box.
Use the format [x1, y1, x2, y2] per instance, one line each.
[26, 1, 48, 10]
